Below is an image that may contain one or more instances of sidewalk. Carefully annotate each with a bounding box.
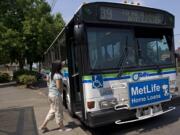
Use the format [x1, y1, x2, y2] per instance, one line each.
[0, 86, 87, 135]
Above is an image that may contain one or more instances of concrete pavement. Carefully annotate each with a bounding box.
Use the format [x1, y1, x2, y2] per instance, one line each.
[0, 86, 87, 135]
[1, 75, 180, 135]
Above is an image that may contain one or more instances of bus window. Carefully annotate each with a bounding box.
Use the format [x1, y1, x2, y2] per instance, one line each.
[55, 42, 59, 60]
[138, 38, 158, 66]
[87, 27, 136, 70]
[50, 49, 55, 62]
[158, 36, 171, 64]
[137, 35, 172, 66]
[59, 34, 66, 61]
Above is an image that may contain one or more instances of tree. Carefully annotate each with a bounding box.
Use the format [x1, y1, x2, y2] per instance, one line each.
[0, 0, 23, 66]
[0, 0, 65, 70]
[0, 23, 9, 64]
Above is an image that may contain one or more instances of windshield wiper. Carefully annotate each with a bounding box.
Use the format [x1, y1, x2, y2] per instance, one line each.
[117, 37, 128, 78]
[156, 41, 162, 74]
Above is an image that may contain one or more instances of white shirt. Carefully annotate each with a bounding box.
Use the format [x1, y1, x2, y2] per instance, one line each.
[48, 72, 62, 96]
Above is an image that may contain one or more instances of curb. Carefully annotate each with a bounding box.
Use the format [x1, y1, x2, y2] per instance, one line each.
[0, 81, 16, 88]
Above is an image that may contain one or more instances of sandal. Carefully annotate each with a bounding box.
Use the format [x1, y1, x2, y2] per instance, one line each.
[39, 127, 49, 133]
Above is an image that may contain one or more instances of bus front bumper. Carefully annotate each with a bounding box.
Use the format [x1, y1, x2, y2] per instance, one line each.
[86, 96, 180, 127]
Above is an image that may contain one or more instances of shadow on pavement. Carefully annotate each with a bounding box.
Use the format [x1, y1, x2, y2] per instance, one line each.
[90, 107, 180, 135]
[42, 121, 80, 133]
[0, 106, 38, 135]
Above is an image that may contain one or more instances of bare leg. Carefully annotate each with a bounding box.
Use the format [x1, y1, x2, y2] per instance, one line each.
[39, 104, 55, 129]
[39, 119, 49, 129]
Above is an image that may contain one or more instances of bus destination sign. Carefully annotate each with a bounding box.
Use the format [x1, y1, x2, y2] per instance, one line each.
[100, 6, 164, 25]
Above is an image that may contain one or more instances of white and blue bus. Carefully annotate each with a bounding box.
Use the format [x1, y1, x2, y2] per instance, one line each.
[44, 2, 180, 127]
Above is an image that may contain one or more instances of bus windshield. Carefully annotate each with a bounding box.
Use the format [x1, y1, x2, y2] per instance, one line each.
[87, 27, 173, 70]
[87, 27, 136, 69]
[137, 36, 172, 66]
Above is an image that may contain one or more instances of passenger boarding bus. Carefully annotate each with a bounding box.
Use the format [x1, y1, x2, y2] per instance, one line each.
[43, 2, 180, 127]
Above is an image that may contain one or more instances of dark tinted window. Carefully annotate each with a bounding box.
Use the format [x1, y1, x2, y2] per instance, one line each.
[87, 28, 136, 70]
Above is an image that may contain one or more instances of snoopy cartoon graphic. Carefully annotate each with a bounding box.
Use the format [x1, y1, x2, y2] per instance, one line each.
[162, 84, 169, 97]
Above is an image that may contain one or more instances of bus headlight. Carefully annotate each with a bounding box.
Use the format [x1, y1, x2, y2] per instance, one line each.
[99, 98, 118, 109]
[170, 87, 179, 95]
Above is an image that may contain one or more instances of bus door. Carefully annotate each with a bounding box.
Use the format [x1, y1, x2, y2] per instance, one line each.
[69, 37, 83, 118]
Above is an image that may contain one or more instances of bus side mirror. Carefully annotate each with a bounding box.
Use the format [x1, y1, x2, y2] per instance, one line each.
[74, 24, 84, 45]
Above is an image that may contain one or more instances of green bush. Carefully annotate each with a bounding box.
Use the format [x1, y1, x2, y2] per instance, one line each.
[0, 73, 10, 83]
[18, 75, 37, 85]
[13, 70, 41, 81]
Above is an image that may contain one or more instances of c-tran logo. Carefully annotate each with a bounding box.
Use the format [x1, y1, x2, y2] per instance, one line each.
[132, 72, 149, 81]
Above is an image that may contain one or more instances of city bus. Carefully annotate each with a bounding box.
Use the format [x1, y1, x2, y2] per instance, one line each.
[43, 2, 180, 127]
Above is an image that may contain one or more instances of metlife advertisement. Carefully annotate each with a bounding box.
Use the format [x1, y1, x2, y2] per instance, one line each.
[128, 78, 171, 108]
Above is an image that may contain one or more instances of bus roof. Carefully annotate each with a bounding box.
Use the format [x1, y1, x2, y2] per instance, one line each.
[45, 2, 174, 55]
[75, 2, 174, 27]
[80, 2, 174, 16]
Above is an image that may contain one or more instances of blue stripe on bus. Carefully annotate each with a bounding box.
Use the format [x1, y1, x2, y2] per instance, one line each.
[82, 80, 92, 83]
[82, 76, 130, 83]
[149, 71, 176, 77]
[103, 76, 130, 81]
[160, 71, 176, 74]
[82, 71, 176, 84]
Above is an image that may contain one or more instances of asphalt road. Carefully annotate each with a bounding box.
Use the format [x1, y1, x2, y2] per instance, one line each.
[86, 106, 180, 135]
[84, 75, 180, 135]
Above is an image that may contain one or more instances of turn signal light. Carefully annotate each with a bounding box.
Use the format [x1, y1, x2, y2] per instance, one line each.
[170, 87, 179, 95]
[87, 101, 95, 109]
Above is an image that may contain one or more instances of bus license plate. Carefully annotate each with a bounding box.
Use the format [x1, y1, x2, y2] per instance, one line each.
[128, 78, 170, 108]
[136, 104, 162, 117]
